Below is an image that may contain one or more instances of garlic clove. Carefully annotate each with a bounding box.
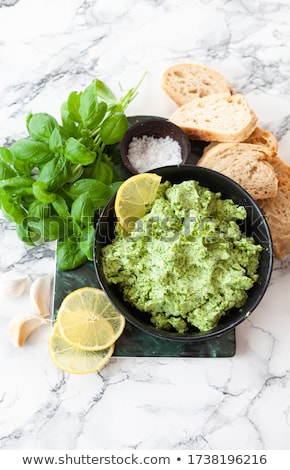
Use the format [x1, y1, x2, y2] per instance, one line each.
[8, 314, 49, 348]
[1, 275, 31, 299]
[29, 273, 53, 318]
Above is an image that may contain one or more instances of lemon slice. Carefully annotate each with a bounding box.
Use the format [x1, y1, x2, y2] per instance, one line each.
[57, 287, 125, 351]
[48, 322, 114, 374]
[114, 173, 162, 232]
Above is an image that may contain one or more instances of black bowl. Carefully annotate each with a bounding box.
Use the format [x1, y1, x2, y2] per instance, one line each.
[120, 118, 191, 174]
[94, 165, 273, 342]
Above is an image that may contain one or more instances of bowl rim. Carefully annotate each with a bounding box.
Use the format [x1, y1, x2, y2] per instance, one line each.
[94, 165, 274, 342]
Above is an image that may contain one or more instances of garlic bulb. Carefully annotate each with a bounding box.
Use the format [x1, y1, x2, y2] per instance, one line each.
[9, 314, 49, 348]
[29, 273, 53, 318]
[1, 275, 30, 299]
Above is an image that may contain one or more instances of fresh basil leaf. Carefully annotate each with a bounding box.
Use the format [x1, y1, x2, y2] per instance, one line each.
[95, 79, 116, 104]
[0, 176, 34, 191]
[71, 192, 95, 226]
[71, 184, 112, 226]
[13, 159, 32, 176]
[32, 181, 56, 204]
[87, 101, 107, 129]
[26, 113, 59, 143]
[38, 155, 70, 191]
[28, 200, 52, 219]
[99, 112, 128, 144]
[52, 194, 70, 218]
[28, 215, 68, 242]
[79, 83, 99, 128]
[16, 221, 36, 246]
[60, 102, 79, 138]
[0, 161, 16, 180]
[66, 178, 111, 201]
[97, 161, 113, 185]
[82, 157, 113, 183]
[0, 195, 26, 223]
[66, 163, 84, 183]
[57, 239, 87, 270]
[109, 181, 123, 195]
[0, 147, 13, 164]
[11, 139, 53, 164]
[79, 224, 95, 261]
[67, 91, 82, 123]
[49, 128, 63, 154]
[64, 137, 96, 165]
[107, 103, 123, 113]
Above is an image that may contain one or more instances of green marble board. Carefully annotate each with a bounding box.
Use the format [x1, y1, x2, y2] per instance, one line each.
[53, 115, 236, 357]
[53, 261, 236, 357]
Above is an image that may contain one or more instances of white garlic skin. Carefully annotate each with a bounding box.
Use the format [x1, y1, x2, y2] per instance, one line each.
[8, 313, 49, 348]
[1, 275, 31, 299]
[29, 273, 54, 318]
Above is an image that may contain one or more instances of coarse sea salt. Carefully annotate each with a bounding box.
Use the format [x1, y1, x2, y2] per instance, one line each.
[127, 135, 182, 173]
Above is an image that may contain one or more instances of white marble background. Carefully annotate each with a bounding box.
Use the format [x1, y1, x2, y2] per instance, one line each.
[0, 0, 290, 450]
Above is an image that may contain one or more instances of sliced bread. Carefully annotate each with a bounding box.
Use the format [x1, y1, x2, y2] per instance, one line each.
[261, 152, 290, 181]
[169, 93, 258, 142]
[258, 177, 290, 259]
[161, 63, 233, 105]
[197, 142, 278, 200]
[243, 126, 279, 152]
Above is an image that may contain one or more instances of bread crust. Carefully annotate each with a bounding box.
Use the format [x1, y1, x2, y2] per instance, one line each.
[258, 177, 290, 259]
[197, 142, 278, 200]
[244, 126, 279, 152]
[162, 63, 232, 105]
[169, 93, 258, 142]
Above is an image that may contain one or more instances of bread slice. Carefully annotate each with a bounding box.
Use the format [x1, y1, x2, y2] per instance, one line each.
[197, 143, 278, 200]
[161, 63, 233, 105]
[262, 152, 290, 181]
[169, 93, 258, 142]
[258, 177, 290, 259]
[243, 126, 279, 152]
[202, 142, 289, 181]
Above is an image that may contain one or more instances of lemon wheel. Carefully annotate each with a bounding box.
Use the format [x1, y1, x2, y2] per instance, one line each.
[48, 322, 114, 375]
[114, 173, 161, 232]
[56, 287, 125, 351]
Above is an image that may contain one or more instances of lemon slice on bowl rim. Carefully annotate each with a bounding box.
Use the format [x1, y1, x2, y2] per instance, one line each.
[56, 287, 126, 352]
[114, 172, 162, 232]
[48, 322, 114, 375]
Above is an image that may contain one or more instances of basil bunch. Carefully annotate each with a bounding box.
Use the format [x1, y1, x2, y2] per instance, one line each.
[0, 77, 144, 270]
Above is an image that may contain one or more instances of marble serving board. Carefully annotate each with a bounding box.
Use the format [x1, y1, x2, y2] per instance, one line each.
[53, 115, 236, 358]
[53, 261, 236, 357]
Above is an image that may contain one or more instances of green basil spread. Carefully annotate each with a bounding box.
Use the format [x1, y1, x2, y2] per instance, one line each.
[101, 180, 262, 333]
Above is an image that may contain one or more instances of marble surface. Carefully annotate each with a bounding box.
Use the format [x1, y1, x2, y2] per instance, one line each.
[0, 0, 290, 451]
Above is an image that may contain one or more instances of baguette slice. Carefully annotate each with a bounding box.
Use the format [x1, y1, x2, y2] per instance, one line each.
[162, 63, 233, 105]
[258, 177, 290, 259]
[261, 152, 290, 181]
[244, 126, 279, 152]
[197, 143, 278, 200]
[169, 93, 258, 142]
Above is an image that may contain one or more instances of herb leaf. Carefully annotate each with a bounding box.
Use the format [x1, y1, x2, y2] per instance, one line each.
[57, 239, 87, 271]
[11, 139, 52, 164]
[64, 137, 96, 165]
[67, 91, 82, 123]
[49, 128, 63, 154]
[100, 112, 128, 145]
[95, 79, 116, 104]
[26, 113, 59, 143]
[79, 84, 99, 128]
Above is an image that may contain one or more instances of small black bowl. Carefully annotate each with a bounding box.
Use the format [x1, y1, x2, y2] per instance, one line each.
[94, 165, 273, 342]
[120, 118, 191, 174]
